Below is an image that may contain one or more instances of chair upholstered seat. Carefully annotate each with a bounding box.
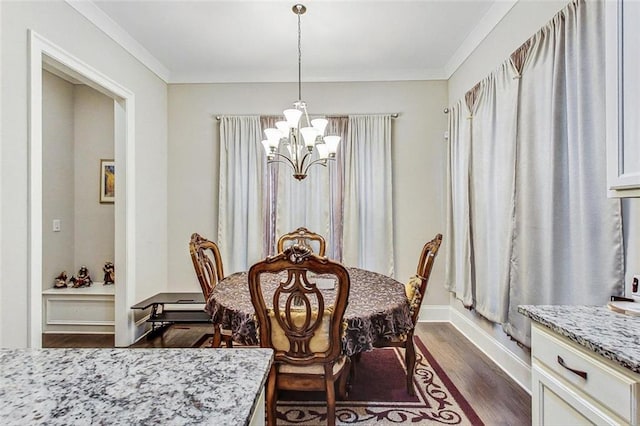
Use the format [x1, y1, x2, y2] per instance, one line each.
[381, 334, 408, 344]
[405, 274, 423, 317]
[278, 354, 348, 375]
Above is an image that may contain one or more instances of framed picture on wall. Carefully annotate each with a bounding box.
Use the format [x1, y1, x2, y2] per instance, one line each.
[100, 159, 115, 204]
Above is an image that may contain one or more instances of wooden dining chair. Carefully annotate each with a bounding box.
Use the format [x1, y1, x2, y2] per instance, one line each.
[248, 246, 351, 426]
[189, 232, 233, 348]
[277, 226, 327, 256]
[373, 233, 443, 395]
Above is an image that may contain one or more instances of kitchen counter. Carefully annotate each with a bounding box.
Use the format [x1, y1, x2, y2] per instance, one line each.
[518, 305, 640, 374]
[0, 347, 273, 425]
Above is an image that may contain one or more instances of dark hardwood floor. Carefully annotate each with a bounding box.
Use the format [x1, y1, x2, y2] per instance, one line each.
[43, 322, 531, 425]
[415, 323, 531, 426]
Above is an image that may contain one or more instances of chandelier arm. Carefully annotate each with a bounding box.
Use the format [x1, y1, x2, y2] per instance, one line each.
[270, 152, 299, 172]
[302, 157, 329, 175]
[297, 151, 313, 172]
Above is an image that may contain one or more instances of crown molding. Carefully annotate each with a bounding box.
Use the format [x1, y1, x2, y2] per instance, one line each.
[444, 0, 518, 78]
[169, 68, 448, 84]
[65, 0, 171, 82]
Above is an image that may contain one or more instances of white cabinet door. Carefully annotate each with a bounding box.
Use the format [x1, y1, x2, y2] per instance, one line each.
[532, 363, 623, 426]
[606, 0, 640, 197]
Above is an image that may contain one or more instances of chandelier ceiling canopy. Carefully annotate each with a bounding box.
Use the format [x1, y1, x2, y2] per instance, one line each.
[260, 3, 340, 181]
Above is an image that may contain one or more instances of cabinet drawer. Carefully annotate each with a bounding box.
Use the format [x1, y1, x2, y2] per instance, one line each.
[532, 324, 638, 423]
[532, 364, 624, 425]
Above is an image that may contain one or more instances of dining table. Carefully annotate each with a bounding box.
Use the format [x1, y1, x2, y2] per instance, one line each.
[205, 267, 414, 357]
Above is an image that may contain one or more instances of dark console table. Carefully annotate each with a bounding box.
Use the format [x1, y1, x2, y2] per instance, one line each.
[131, 292, 211, 337]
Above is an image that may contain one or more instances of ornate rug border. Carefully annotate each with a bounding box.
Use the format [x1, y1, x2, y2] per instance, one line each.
[414, 337, 484, 425]
[277, 336, 485, 425]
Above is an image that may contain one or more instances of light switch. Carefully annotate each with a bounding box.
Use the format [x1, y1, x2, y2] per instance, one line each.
[52, 219, 61, 232]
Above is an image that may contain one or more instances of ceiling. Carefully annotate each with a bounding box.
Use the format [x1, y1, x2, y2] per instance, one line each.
[82, 0, 516, 84]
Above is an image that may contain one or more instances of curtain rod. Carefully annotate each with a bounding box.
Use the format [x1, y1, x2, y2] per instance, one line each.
[214, 113, 399, 120]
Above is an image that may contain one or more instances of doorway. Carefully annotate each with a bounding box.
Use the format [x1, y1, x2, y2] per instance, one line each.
[28, 30, 136, 348]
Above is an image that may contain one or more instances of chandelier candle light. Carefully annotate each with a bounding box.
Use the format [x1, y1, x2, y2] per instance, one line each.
[261, 4, 341, 181]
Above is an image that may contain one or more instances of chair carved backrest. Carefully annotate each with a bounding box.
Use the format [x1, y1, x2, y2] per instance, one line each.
[406, 234, 443, 325]
[189, 233, 225, 300]
[249, 246, 350, 365]
[277, 227, 327, 257]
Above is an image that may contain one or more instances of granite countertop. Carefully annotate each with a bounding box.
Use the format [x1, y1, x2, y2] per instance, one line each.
[518, 305, 640, 374]
[0, 347, 273, 425]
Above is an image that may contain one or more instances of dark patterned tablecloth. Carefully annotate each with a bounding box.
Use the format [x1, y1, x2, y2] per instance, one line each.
[205, 267, 413, 356]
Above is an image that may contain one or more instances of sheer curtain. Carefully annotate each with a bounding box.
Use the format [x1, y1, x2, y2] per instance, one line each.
[260, 116, 347, 259]
[445, 0, 624, 345]
[218, 116, 266, 274]
[274, 136, 331, 254]
[343, 115, 394, 276]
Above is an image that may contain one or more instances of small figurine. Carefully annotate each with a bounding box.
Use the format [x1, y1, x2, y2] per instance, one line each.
[54, 271, 68, 289]
[73, 265, 92, 288]
[103, 262, 114, 285]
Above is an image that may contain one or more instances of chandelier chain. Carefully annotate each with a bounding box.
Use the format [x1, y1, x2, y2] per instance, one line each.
[297, 8, 302, 101]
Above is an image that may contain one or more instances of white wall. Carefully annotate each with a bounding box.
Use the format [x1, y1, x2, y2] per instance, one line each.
[448, 1, 568, 102]
[74, 85, 114, 283]
[0, 0, 167, 347]
[42, 71, 75, 289]
[167, 81, 450, 306]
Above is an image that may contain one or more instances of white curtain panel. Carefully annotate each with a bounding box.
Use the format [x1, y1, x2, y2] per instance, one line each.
[444, 101, 474, 306]
[275, 151, 331, 250]
[446, 0, 624, 346]
[343, 115, 394, 276]
[218, 116, 266, 274]
[503, 0, 624, 344]
[470, 63, 520, 324]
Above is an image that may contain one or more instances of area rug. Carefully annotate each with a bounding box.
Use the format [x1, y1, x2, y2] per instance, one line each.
[276, 337, 484, 425]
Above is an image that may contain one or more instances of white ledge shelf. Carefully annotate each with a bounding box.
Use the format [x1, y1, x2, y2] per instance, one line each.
[43, 283, 115, 296]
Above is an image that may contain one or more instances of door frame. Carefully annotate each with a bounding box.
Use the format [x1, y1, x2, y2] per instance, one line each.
[28, 30, 137, 347]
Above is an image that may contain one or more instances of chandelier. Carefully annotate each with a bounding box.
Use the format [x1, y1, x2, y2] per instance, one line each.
[261, 3, 341, 181]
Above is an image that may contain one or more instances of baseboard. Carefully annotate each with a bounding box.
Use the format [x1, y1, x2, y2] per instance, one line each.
[417, 304, 451, 322]
[131, 314, 151, 344]
[450, 308, 531, 393]
[42, 331, 114, 335]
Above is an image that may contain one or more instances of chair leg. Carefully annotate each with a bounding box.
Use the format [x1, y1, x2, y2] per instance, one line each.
[349, 351, 362, 380]
[325, 374, 336, 426]
[212, 325, 222, 348]
[337, 357, 351, 400]
[223, 335, 233, 348]
[405, 335, 417, 396]
[265, 366, 278, 426]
